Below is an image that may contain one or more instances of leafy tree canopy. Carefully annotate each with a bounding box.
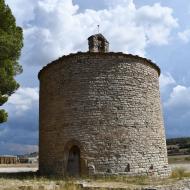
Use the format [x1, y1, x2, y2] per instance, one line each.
[0, 0, 23, 123]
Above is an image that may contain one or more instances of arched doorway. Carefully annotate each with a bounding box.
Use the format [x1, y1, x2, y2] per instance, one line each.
[66, 145, 80, 176]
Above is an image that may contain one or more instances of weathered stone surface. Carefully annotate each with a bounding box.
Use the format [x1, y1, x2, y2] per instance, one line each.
[88, 33, 109, 53]
[38, 52, 170, 177]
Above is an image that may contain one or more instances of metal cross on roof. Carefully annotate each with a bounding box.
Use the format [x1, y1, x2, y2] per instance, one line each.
[97, 25, 100, 33]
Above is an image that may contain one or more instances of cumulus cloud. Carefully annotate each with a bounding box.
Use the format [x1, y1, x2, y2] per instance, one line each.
[1, 0, 180, 154]
[135, 3, 178, 45]
[159, 73, 176, 103]
[159, 73, 176, 90]
[7, 0, 178, 66]
[158, 73, 190, 137]
[178, 29, 190, 43]
[0, 87, 39, 154]
[6, 0, 38, 26]
[105, 0, 135, 8]
[6, 87, 39, 115]
[163, 84, 190, 137]
[164, 85, 190, 110]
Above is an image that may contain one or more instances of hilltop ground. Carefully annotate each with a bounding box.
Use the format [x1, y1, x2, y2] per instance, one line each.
[0, 138, 190, 189]
[0, 159, 189, 189]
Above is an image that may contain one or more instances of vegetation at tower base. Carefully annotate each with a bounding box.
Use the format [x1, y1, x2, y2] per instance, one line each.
[0, 0, 23, 123]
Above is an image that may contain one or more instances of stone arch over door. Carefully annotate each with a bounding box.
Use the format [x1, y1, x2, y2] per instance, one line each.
[64, 140, 87, 176]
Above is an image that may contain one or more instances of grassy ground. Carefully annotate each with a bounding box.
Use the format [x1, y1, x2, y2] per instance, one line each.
[168, 155, 190, 164]
[0, 162, 190, 189]
[0, 168, 189, 189]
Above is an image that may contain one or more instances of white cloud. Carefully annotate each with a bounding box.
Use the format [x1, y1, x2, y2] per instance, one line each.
[7, 0, 178, 66]
[164, 85, 190, 109]
[157, 72, 190, 137]
[0, 87, 39, 154]
[178, 29, 190, 43]
[5, 87, 39, 115]
[6, 0, 38, 26]
[105, 0, 135, 9]
[159, 73, 176, 89]
[135, 3, 178, 45]
[3, 0, 181, 148]
[163, 84, 190, 137]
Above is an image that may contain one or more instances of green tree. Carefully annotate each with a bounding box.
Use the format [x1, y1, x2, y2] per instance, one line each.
[0, 0, 23, 123]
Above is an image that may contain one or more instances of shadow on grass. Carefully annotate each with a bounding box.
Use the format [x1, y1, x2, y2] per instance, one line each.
[0, 171, 149, 185]
[0, 171, 38, 180]
[0, 171, 79, 181]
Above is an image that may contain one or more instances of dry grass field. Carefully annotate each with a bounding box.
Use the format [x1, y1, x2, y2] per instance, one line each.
[0, 165, 189, 189]
[0, 139, 190, 189]
[168, 155, 190, 164]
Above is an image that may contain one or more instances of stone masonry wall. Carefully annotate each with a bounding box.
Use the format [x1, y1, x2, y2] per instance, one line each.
[39, 52, 170, 177]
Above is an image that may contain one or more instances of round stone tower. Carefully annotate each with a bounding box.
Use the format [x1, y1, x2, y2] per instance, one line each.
[38, 34, 170, 177]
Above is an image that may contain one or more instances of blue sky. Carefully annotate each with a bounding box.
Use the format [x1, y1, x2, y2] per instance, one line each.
[1, 0, 190, 155]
